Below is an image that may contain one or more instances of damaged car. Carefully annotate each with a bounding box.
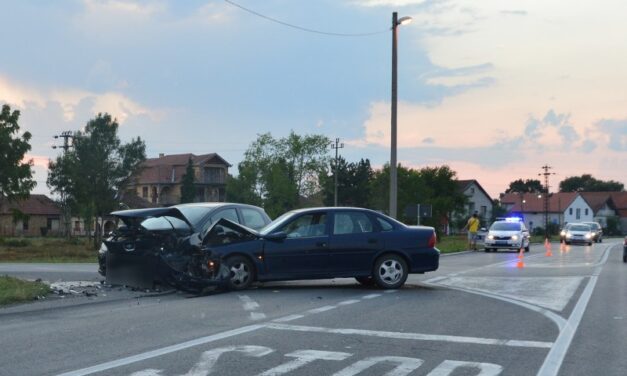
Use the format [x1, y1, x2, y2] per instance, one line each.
[200, 207, 440, 290]
[99, 203, 271, 292]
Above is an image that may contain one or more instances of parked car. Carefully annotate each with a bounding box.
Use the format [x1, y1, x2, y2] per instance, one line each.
[559, 223, 573, 243]
[201, 207, 440, 290]
[98, 203, 272, 290]
[563, 223, 593, 246]
[582, 222, 603, 242]
[483, 218, 530, 252]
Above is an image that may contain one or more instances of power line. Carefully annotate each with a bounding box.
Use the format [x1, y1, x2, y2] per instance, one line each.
[224, 0, 389, 37]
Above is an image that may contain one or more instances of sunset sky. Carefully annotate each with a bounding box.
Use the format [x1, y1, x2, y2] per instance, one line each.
[1, 0, 626, 199]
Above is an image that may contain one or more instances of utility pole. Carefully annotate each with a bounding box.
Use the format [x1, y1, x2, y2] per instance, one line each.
[52, 131, 75, 238]
[538, 164, 556, 240]
[330, 138, 344, 207]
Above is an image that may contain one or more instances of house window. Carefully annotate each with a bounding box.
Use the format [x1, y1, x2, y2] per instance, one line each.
[576, 208, 580, 220]
[468, 203, 475, 214]
[151, 187, 158, 203]
[569, 208, 573, 215]
[142, 186, 148, 198]
[481, 206, 487, 217]
[585, 208, 589, 216]
[22, 218, 29, 231]
[470, 188, 475, 194]
[74, 221, 81, 231]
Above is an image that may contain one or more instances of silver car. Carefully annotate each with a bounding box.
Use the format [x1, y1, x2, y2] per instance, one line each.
[484, 219, 530, 253]
[563, 223, 594, 246]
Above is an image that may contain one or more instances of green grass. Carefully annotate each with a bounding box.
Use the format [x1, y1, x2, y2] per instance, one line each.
[0, 237, 97, 263]
[437, 235, 471, 253]
[0, 275, 50, 306]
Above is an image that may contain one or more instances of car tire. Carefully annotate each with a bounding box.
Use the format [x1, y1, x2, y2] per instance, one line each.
[484, 248, 490, 252]
[225, 255, 255, 290]
[588, 242, 593, 246]
[524, 246, 530, 253]
[373, 254, 408, 289]
[355, 276, 375, 286]
[565, 241, 570, 245]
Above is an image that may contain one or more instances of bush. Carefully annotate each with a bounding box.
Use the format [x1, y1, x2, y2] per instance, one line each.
[1, 239, 31, 247]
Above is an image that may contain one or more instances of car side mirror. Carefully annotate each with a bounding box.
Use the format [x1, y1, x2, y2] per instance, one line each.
[265, 231, 287, 241]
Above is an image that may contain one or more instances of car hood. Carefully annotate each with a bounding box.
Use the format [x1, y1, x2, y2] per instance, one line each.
[488, 230, 521, 236]
[567, 230, 591, 235]
[111, 207, 194, 230]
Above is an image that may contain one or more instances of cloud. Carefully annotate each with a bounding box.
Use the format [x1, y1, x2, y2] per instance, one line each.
[595, 118, 627, 151]
[422, 137, 435, 144]
[500, 10, 527, 16]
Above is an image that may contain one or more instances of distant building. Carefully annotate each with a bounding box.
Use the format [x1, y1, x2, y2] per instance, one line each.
[127, 153, 231, 206]
[0, 195, 61, 237]
[456, 179, 493, 223]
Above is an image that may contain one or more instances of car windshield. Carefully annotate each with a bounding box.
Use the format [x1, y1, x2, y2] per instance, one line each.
[141, 216, 190, 232]
[570, 225, 591, 231]
[490, 222, 521, 231]
[259, 211, 297, 235]
[176, 206, 215, 227]
[584, 223, 599, 230]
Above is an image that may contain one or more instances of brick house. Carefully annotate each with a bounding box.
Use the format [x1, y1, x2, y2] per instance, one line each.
[0, 195, 61, 237]
[127, 153, 231, 206]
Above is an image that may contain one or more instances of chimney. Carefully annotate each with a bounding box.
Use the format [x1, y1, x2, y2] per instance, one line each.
[159, 153, 165, 158]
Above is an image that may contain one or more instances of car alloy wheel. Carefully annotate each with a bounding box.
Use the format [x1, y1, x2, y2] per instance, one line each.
[226, 256, 254, 290]
[373, 254, 408, 289]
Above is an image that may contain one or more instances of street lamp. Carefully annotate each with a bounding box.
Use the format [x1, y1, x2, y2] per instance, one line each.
[390, 12, 412, 219]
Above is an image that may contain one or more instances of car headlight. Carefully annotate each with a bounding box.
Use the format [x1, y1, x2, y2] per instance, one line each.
[511, 235, 519, 241]
[560, 230, 566, 236]
[566, 233, 572, 238]
[487, 235, 494, 240]
[585, 233, 591, 239]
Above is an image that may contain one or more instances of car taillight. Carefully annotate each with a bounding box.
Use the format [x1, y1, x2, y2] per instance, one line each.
[428, 232, 436, 248]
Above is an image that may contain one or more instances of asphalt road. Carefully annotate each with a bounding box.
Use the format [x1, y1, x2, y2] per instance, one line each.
[0, 239, 625, 376]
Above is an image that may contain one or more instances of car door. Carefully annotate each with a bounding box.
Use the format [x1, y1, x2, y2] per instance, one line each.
[263, 211, 330, 278]
[328, 211, 382, 274]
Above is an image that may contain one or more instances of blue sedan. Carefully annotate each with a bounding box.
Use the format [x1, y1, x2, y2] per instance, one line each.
[203, 207, 440, 290]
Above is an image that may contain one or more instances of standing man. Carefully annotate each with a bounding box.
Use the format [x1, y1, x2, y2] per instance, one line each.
[462, 212, 480, 251]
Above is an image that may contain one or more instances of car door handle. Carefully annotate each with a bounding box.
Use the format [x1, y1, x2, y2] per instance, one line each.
[368, 238, 378, 244]
[316, 241, 327, 248]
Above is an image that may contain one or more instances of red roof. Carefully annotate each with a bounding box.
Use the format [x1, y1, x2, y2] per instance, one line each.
[609, 192, 627, 210]
[501, 192, 578, 213]
[135, 153, 230, 185]
[0, 195, 61, 216]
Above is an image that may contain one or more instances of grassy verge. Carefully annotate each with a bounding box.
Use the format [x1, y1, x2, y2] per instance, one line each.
[437, 236, 470, 254]
[0, 275, 50, 306]
[0, 237, 97, 263]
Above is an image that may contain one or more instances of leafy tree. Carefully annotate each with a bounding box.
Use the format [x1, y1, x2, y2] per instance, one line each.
[319, 157, 373, 207]
[0, 104, 36, 202]
[505, 179, 544, 193]
[47, 113, 145, 247]
[228, 131, 330, 212]
[559, 174, 624, 192]
[180, 157, 195, 203]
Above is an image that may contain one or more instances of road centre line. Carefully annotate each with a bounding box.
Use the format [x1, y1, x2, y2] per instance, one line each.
[56, 291, 398, 376]
[272, 314, 305, 322]
[537, 243, 613, 376]
[362, 293, 381, 299]
[337, 299, 360, 305]
[266, 323, 554, 349]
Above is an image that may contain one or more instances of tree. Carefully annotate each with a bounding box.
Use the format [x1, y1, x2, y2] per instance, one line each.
[47, 113, 146, 247]
[0, 104, 36, 202]
[180, 157, 195, 203]
[559, 174, 624, 192]
[319, 157, 374, 207]
[227, 131, 330, 213]
[505, 179, 544, 193]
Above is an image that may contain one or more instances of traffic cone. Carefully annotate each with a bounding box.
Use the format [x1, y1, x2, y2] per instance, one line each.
[545, 238, 553, 257]
[516, 246, 525, 268]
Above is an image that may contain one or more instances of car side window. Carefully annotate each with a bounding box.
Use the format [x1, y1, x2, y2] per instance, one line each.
[281, 213, 327, 238]
[203, 220, 256, 246]
[241, 208, 267, 230]
[376, 217, 394, 232]
[333, 212, 373, 235]
[210, 208, 239, 224]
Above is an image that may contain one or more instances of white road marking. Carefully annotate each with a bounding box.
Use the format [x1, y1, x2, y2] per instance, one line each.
[307, 305, 336, 314]
[537, 244, 613, 376]
[56, 325, 266, 376]
[338, 299, 360, 305]
[181, 345, 273, 376]
[426, 360, 503, 376]
[332, 356, 423, 376]
[250, 312, 267, 321]
[361, 294, 381, 299]
[266, 323, 554, 349]
[239, 295, 261, 311]
[272, 314, 305, 322]
[383, 290, 398, 293]
[257, 350, 351, 376]
[435, 276, 583, 311]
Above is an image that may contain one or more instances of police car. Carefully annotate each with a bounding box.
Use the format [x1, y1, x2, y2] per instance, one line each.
[484, 217, 530, 253]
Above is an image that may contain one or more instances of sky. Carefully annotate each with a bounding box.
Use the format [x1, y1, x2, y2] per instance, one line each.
[1, 0, 626, 199]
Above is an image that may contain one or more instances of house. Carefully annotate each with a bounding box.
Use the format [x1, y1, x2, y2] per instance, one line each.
[456, 180, 493, 223]
[0, 195, 62, 237]
[609, 192, 627, 232]
[500, 191, 625, 233]
[127, 153, 231, 206]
